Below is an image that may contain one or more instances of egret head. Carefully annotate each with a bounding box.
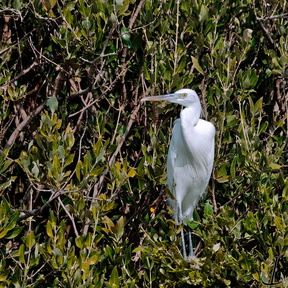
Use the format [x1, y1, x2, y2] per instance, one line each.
[141, 88, 200, 108]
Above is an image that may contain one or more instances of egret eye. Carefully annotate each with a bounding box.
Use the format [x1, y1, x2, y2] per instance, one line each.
[179, 93, 187, 99]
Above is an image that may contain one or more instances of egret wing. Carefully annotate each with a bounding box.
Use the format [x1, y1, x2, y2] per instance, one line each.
[166, 119, 181, 220]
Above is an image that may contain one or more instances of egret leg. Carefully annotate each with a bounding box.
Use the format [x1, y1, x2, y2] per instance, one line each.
[188, 228, 194, 257]
[178, 203, 188, 260]
[181, 228, 187, 260]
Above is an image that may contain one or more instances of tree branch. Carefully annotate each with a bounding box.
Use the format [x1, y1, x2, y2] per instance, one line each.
[4, 101, 46, 150]
[18, 190, 62, 222]
[0, 61, 38, 91]
[256, 12, 288, 21]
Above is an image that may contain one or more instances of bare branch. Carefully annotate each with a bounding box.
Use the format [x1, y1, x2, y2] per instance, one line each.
[254, 7, 276, 49]
[257, 19, 275, 47]
[18, 190, 62, 222]
[82, 85, 149, 236]
[58, 197, 79, 237]
[256, 12, 288, 21]
[0, 61, 38, 91]
[4, 101, 46, 150]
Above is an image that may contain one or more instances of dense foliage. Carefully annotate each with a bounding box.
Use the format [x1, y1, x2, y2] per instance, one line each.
[0, 0, 288, 287]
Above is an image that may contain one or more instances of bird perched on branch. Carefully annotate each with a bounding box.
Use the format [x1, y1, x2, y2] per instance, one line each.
[141, 88, 215, 259]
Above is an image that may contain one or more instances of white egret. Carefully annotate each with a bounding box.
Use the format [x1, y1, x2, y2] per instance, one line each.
[141, 88, 215, 259]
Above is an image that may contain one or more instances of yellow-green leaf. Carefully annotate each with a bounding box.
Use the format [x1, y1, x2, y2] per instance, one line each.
[23, 231, 36, 248]
[191, 56, 204, 74]
[126, 168, 136, 178]
[216, 175, 231, 183]
[46, 220, 53, 237]
[268, 164, 281, 171]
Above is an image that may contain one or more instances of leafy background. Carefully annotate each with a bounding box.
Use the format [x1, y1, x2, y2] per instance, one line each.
[0, 0, 288, 287]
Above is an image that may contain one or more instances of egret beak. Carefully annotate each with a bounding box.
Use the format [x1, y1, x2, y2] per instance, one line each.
[141, 92, 186, 104]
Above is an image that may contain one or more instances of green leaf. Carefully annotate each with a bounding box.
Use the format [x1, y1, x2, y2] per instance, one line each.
[76, 160, 82, 181]
[204, 202, 213, 217]
[230, 157, 237, 178]
[253, 97, 263, 115]
[75, 236, 84, 249]
[46, 220, 53, 237]
[109, 266, 120, 287]
[4, 226, 24, 239]
[31, 161, 39, 178]
[267, 163, 281, 171]
[6, 211, 19, 230]
[115, 0, 123, 11]
[124, 244, 132, 265]
[0, 229, 9, 239]
[51, 155, 61, 180]
[115, 216, 125, 240]
[0, 158, 13, 174]
[19, 244, 26, 264]
[23, 231, 36, 248]
[121, 27, 132, 48]
[47, 96, 58, 113]
[0, 176, 17, 190]
[191, 56, 204, 74]
[187, 210, 200, 229]
[199, 5, 209, 22]
[0, 270, 9, 281]
[90, 166, 105, 177]
[216, 175, 231, 183]
[82, 17, 91, 30]
[13, 0, 21, 9]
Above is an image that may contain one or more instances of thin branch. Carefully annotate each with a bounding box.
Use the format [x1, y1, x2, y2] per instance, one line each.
[256, 12, 288, 21]
[253, 7, 286, 49]
[173, 0, 180, 75]
[4, 63, 68, 150]
[4, 101, 46, 150]
[69, 86, 91, 99]
[58, 197, 79, 237]
[82, 99, 143, 235]
[68, 65, 129, 117]
[0, 8, 23, 21]
[28, 36, 70, 75]
[257, 20, 275, 47]
[120, 0, 145, 101]
[18, 190, 62, 222]
[128, 0, 145, 29]
[0, 61, 38, 91]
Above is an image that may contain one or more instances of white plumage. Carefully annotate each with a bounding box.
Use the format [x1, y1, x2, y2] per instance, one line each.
[141, 88, 215, 259]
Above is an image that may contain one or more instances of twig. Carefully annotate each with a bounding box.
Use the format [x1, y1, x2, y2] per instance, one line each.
[28, 36, 70, 75]
[68, 65, 129, 117]
[69, 86, 91, 99]
[4, 102, 46, 150]
[0, 7, 23, 18]
[211, 177, 217, 214]
[128, 0, 145, 29]
[254, 7, 278, 49]
[256, 12, 288, 21]
[257, 20, 275, 47]
[79, 52, 117, 64]
[18, 190, 62, 222]
[26, 258, 52, 286]
[95, 102, 141, 194]
[82, 100, 143, 235]
[4, 63, 68, 150]
[173, 0, 180, 75]
[58, 197, 79, 237]
[120, 0, 145, 100]
[0, 61, 38, 91]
